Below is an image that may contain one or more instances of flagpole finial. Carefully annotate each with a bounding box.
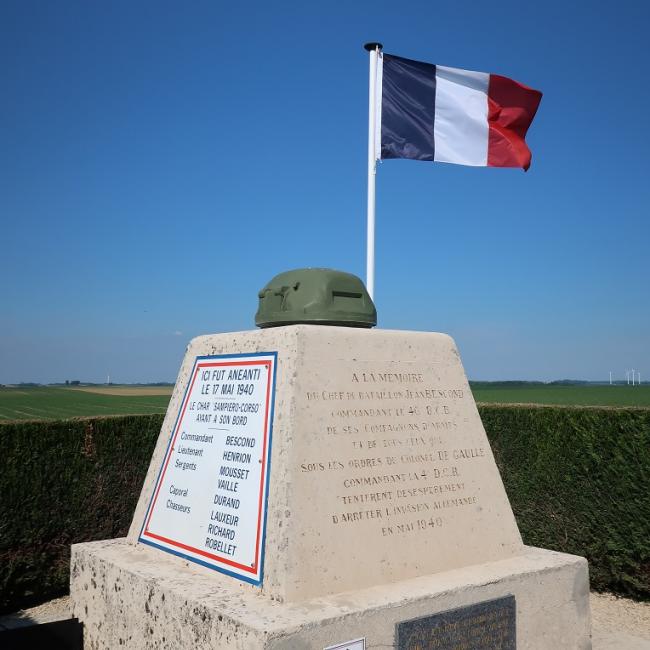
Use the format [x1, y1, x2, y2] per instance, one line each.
[363, 42, 383, 52]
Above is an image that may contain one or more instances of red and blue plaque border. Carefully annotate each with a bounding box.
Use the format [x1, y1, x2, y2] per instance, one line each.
[138, 351, 278, 586]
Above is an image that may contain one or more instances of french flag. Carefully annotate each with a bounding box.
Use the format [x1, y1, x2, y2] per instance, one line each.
[375, 53, 542, 170]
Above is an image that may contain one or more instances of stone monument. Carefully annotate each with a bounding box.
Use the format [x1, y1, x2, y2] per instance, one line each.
[70, 269, 591, 649]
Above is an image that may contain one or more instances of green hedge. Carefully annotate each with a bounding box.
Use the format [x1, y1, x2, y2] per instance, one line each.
[0, 415, 163, 614]
[480, 405, 650, 600]
[0, 406, 649, 613]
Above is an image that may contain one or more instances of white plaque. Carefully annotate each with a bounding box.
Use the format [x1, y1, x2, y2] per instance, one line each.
[324, 639, 365, 650]
[139, 352, 277, 585]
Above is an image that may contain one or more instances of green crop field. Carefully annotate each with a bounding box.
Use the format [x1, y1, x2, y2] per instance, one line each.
[1, 383, 649, 421]
[0, 386, 172, 421]
[471, 383, 650, 407]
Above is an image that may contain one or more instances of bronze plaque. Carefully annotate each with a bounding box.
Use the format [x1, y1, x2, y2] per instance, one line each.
[396, 595, 516, 649]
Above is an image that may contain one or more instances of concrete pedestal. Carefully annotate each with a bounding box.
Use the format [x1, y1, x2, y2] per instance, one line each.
[70, 326, 592, 648]
[71, 540, 590, 649]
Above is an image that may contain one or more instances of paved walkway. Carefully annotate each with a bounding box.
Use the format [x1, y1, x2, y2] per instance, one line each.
[1, 592, 649, 647]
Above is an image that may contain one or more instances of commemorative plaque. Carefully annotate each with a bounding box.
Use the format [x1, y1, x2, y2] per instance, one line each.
[396, 595, 516, 649]
[139, 352, 277, 585]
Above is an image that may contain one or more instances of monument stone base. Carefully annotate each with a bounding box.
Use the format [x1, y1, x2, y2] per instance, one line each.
[71, 325, 592, 648]
[71, 539, 591, 649]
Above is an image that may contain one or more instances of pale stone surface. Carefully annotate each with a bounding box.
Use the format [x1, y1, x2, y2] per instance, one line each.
[70, 540, 590, 649]
[9, 593, 648, 648]
[70, 325, 592, 648]
[128, 326, 522, 602]
[286, 327, 522, 600]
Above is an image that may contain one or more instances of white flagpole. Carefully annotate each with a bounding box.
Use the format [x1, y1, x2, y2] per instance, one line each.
[364, 42, 382, 301]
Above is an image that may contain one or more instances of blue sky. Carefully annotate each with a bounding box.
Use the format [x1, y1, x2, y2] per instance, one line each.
[1, 0, 648, 383]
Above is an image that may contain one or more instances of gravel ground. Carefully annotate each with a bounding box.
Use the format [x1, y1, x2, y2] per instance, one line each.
[1, 592, 649, 646]
[0, 595, 72, 630]
[591, 592, 650, 643]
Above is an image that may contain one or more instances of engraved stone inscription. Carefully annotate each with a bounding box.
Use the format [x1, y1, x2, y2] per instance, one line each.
[396, 596, 516, 649]
[290, 337, 523, 601]
[299, 361, 486, 539]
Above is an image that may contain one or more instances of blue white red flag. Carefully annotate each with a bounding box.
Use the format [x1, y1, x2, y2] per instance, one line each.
[375, 53, 542, 170]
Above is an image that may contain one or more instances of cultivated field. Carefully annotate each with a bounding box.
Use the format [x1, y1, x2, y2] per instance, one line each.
[69, 386, 173, 396]
[0, 386, 172, 421]
[471, 383, 650, 407]
[1, 383, 649, 421]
